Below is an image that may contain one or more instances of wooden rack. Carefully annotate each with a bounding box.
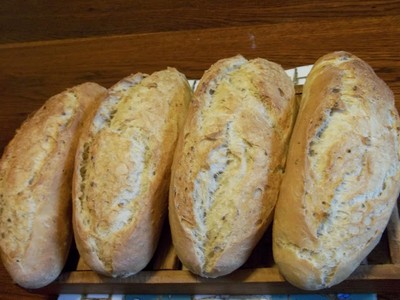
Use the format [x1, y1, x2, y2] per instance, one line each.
[33, 87, 400, 295]
[33, 201, 400, 295]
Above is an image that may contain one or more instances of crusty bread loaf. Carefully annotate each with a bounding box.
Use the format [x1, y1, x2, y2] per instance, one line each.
[169, 55, 297, 277]
[273, 51, 400, 290]
[0, 83, 107, 289]
[73, 68, 192, 277]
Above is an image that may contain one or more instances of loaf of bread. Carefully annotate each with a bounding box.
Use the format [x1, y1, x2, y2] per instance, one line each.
[0, 83, 107, 289]
[273, 51, 400, 290]
[169, 55, 297, 277]
[73, 68, 192, 277]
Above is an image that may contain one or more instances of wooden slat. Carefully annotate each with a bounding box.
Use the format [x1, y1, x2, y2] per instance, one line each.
[152, 244, 180, 270]
[31, 265, 400, 295]
[76, 258, 91, 272]
[151, 222, 180, 270]
[387, 202, 400, 264]
[242, 227, 275, 269]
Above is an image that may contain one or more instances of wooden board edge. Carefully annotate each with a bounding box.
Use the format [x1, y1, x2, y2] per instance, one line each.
[28, 264, 400, 295]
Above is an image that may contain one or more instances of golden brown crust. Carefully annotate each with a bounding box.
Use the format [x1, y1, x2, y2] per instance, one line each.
[273, 51, 400, 290]
[0, 82, 107, 288]
[169, 55, 296, 277]
[73, 68, 192, 277]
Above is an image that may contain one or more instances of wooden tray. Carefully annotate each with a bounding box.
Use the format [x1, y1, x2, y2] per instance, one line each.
[31, 86, 400, 295]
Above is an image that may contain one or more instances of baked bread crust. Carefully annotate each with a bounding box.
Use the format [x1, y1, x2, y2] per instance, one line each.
[169, 55, 296, 277]
[0, 83, 107, 288]
[73, 68, 192, 277]
[273, 51, 400, 290]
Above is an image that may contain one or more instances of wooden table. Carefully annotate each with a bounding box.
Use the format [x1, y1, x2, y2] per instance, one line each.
[1, 1, 400, 299]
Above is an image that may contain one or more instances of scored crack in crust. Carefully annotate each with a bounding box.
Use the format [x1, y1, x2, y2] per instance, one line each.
[73, 68, 192, 277]
[169, 55, 297, 277]
[273, 51, 400, 290]
[0, 82, 107, 288]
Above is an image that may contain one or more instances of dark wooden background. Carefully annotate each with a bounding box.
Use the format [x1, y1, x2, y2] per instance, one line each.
[1, 0, 400, 299]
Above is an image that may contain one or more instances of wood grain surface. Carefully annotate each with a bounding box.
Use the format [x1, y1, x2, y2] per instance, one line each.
[1, 0, 400, 43]
[1, 15, 399, 154]
[1, 1, 400, 298]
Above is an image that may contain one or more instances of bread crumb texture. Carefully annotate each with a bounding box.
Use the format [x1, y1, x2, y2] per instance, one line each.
[170, 55, 296, 277]
[273, 51, 400, 290]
